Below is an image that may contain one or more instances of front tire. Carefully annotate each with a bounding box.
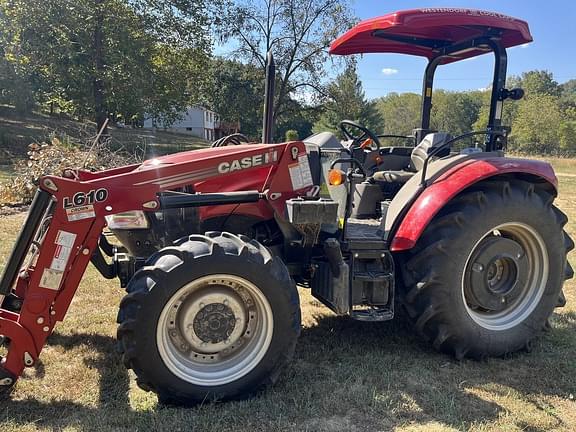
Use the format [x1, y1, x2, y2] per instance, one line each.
[401, 179, 572, 359]
[117, 232, 300, 405]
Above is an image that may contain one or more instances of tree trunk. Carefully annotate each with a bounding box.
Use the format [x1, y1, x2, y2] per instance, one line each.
[93, 0, 107, 137]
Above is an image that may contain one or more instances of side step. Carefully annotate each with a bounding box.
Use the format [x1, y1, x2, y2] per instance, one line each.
[344, 218, 386, 250]
[311, 219, 395, 322]
[351, 307, 394, 321]
[350, 249, 394, 322]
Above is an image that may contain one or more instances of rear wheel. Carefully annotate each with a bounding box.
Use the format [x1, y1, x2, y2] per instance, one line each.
[401, 179, 573, 359]
[117, 232, 300, 405]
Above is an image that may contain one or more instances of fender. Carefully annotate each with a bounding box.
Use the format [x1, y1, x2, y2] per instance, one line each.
[388, 156, 558, 252]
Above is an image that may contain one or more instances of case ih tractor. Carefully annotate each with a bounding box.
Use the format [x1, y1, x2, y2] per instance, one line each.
[0, 9, 573, 405]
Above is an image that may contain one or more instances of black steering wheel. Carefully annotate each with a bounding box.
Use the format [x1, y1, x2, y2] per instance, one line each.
[339, 120, 381, 149]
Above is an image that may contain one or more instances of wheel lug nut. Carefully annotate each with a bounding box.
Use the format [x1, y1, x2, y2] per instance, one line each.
[501, 297, 506, 304]
[223, 299, 229, 306]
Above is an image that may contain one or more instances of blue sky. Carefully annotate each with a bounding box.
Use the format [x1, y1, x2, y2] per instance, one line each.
[352, 0, 576, 99]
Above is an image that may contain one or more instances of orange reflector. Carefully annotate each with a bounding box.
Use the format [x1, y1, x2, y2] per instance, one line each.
[360, 138, 373, 149]
[328, 169, 346, 186]
[375, 156, 382, 164]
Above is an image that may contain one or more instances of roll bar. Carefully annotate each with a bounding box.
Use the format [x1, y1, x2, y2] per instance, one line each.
[417, 37, 508, 152]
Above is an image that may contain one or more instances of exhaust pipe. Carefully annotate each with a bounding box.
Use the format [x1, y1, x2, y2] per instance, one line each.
[262, 51, 275, 144]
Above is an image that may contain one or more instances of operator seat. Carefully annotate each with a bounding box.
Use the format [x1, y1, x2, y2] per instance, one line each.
[372, 132, 452, 184]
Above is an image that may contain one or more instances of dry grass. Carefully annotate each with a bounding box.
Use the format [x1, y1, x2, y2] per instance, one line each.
[0, 159, 575, 431]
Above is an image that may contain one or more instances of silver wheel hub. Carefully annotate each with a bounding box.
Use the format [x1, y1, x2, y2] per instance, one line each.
[462, 223, 548, 331]
[157, 275, 273, 386]
[172, 289, 248, 354]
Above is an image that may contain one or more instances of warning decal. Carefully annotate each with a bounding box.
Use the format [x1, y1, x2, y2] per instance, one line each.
[288, 154, 314, 190]
[49, 230, 77, 273]
[40, 268, 64, 290]
[55, 230, 76, 248]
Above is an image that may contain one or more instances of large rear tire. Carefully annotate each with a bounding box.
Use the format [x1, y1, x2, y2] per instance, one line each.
[117, 232, 301, 405]
[401, 179, 573, 359]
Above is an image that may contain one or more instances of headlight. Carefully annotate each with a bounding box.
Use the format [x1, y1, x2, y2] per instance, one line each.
[105, 211, 149, 229]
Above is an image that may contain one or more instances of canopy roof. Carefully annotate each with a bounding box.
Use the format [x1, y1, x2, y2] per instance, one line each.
[329, 8, 532, 64]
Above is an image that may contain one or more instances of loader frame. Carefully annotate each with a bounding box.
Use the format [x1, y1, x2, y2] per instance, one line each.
[0, 141, 310, 382]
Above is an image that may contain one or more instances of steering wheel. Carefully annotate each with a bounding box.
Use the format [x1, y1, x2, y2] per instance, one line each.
[339, 120, 381, 149]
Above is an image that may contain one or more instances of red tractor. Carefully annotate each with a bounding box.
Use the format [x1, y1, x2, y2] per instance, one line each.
[0, 8, 573, 405]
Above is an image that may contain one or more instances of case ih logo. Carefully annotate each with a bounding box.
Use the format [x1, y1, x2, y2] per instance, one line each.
[218, 151, 279, 174]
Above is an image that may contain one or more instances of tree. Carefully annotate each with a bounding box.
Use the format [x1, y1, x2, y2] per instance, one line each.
[510, 94, 563, 154]
[0, 0, 212, 132]
[220, 0, 355, 122]
[508, 70, 561, 97]
[431, 90, 484, 136]
[376, 93, 421, 136]
[203, 58, 264, 139]
[560, 79, 576, 111]
[275, 99, 320, 141]
[313, 64, 383, 136]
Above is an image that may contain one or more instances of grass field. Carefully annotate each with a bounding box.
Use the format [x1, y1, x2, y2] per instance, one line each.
[0, 159, 575, 431]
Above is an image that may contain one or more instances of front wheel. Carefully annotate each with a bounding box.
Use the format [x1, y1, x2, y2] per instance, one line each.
[401, 179, 573, 359]
[117, 232, 300, 405]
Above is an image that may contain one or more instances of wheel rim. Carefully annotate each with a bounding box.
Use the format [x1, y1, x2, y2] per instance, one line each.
[157, 274, 273, 386]
[462, 222, 549, 331]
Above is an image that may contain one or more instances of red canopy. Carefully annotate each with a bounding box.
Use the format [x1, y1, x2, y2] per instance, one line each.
[329, 8, 532, 64]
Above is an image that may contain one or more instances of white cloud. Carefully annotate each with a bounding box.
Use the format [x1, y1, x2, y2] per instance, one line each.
[381, 68, 399, 76]
[510, 43, 531, 50]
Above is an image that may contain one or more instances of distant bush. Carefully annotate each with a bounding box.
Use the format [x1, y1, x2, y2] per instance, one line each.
[0, 136, 134, 205]
[285, 130, 299, 141]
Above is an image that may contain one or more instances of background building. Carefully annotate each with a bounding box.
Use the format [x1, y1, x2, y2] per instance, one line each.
[144, 106, 221, 141]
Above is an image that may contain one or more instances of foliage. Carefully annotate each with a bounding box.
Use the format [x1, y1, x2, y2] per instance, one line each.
[376, 93, 421, 136]
[508, 70, 561, 97]
[509, 94, 564, 154]
[220, 0, 355, 122]
[0, 0, 212, 131]
[313, 64, 383, 137]
[559, 119, 576, 154]
[430, 90, 484, 136]
[0, 136, 133, 204]
[203, 58, 264, 139]
[285, 129, 299, 141]
[374, 70, 576, 156]
[560, 79, 576, 111]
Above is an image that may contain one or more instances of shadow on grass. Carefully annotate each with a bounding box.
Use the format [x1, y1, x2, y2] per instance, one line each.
[1, 311, 575, 431]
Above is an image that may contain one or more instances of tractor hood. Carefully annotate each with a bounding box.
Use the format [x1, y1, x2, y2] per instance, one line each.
[137, 143, 287, 171]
